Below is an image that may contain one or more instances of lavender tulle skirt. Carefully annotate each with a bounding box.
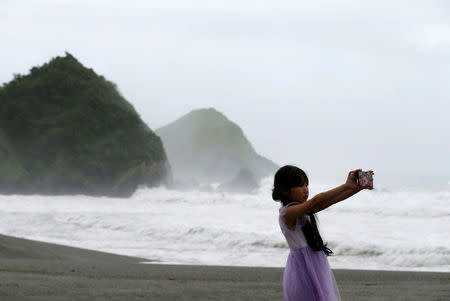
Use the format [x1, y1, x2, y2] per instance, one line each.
[283, 246, 341, 301]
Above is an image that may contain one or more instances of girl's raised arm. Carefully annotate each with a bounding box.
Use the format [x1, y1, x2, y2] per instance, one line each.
[283, 169, 373, 229]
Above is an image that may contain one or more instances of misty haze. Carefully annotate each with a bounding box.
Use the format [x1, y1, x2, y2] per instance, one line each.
[0, 1, 449, 300]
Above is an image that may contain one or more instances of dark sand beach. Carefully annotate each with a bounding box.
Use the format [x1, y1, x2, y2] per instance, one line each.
[0, 234, 448, 301]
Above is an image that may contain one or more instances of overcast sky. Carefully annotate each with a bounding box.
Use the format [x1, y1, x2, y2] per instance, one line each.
[1, 0, 449, 188]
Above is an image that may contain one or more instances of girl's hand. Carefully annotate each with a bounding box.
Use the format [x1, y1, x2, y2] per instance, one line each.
[345, 169, 362, 190]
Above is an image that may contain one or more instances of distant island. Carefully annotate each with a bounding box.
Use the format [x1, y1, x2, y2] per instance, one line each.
[0, 52, 171, 197]
[156, 108, 278, 192]
[0, 53, 278, 196]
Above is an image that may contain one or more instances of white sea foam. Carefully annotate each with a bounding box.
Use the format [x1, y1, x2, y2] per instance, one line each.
[0, 177, 448, 272]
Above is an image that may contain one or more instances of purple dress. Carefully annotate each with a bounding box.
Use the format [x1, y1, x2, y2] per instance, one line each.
[279, 203, 341, 301]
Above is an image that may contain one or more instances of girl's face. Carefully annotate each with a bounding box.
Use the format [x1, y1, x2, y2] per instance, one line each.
[287, 184, 309, 203]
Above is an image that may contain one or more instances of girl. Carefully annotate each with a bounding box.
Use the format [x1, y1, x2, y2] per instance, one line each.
[272, 165, 374, 301]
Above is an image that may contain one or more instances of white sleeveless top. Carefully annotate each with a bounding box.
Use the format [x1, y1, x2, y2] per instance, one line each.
[279, 202, 310, 251]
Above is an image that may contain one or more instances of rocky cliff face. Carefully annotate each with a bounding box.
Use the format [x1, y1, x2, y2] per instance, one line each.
[0, 52, 171, 197]
[155, 108, 278, 189]
[217, 168, 260, 193]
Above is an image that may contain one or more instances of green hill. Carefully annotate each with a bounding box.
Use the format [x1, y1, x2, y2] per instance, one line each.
[155, 108, 278, 186]
[0, 52, 170, 196]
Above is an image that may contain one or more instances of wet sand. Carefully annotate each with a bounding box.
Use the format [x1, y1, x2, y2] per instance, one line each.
[0, 234, 448, 300]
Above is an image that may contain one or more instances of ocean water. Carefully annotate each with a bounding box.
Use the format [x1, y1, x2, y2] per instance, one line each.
[0, 177, 448, 272]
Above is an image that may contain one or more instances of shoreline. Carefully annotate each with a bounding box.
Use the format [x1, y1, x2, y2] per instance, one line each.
[140, 260, 450, 274]
[1, 234, 449, 300]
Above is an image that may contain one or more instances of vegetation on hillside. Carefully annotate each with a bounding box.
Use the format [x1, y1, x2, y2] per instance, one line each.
[0, 52, 170, 196]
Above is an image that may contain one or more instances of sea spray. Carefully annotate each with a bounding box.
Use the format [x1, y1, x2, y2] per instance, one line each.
[0, 177, 448, 271]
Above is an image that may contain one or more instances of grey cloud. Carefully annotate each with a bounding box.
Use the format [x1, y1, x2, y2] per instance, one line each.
[1, 0, 449, 187]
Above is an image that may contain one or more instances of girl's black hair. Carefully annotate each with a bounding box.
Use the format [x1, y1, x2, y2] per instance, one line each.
[272, 165, 333, 256]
